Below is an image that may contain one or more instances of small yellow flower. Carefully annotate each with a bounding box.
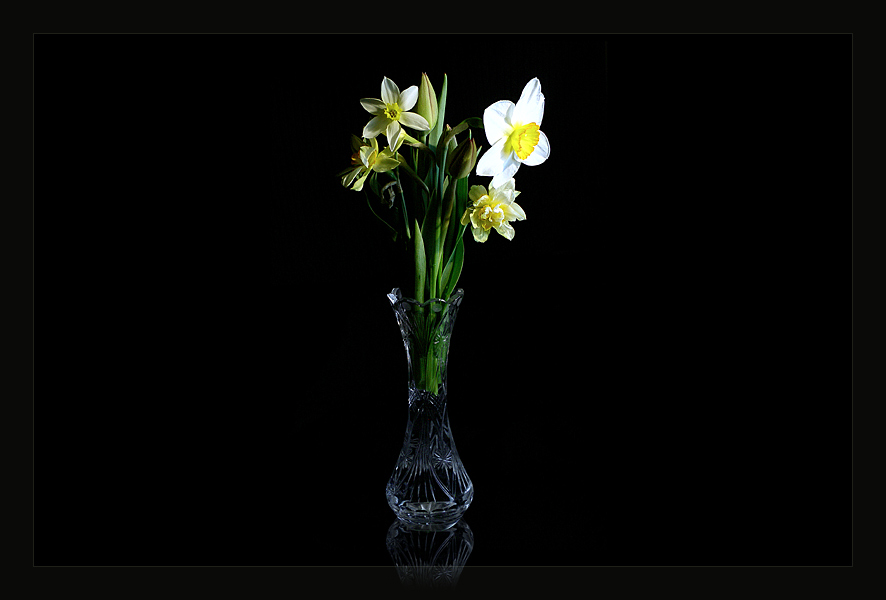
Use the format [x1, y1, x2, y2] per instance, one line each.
[460, 178, 526, 242]
[340, 135, 401, 192]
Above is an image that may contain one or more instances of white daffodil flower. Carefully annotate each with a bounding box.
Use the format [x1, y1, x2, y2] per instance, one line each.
[460, 178, 526, 243]
[476, 77, 550, 188]
[340, 135, 401, 192]
[361, 77, 430, 148]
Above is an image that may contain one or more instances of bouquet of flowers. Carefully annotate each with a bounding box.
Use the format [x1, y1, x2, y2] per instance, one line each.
[341, 74, 552, 527]
[340, 73, 551, 303]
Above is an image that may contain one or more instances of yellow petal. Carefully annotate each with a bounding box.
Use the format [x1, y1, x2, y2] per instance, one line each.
[372, 155, 400, 172]
[472, 226, 489, 243]
[469, 208, 482, 230]
[468, 185, 488, 204]
[351, 170, 370, 191]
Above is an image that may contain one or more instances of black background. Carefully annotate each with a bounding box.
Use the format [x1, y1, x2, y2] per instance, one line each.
[35, 33, 850, 575]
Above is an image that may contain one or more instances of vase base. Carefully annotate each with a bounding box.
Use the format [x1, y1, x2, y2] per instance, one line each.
[390, 500, 471, 531]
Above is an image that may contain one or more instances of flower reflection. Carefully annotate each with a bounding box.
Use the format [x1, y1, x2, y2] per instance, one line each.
[386, 519, 474, 590]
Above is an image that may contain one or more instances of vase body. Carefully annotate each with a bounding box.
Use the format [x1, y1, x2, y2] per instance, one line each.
[385, 288, 473, 530]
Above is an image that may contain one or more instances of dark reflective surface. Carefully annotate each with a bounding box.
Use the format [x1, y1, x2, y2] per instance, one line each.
[386, 520, 474, 590]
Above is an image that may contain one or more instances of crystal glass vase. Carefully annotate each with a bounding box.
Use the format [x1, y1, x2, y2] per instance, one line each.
[385, 288, 473, 530]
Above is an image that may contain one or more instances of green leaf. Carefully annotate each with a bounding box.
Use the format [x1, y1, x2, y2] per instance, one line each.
[429, 73, 448, 149]
[413, 219, 426, 304]
[440, 255, 452, 294]
[441, 175, 468, 264]
[441, 235, 465, 301]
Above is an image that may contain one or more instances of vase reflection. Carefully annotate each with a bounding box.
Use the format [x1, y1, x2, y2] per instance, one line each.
[386, 519, 474, 590]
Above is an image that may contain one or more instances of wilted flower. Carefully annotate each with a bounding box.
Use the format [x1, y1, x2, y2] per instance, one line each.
[476, 78, 550, 188]
[460, 178, 526, 242]
[361, 77, 430, 148]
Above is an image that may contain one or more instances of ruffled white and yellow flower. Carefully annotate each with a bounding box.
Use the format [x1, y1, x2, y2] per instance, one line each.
[361, 77, 430, 148]
[340, 135, 401, 192]
[460, 178, 526, 242]
[476, 77, 550, 188]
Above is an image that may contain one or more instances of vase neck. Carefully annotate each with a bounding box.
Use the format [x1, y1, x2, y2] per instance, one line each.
[408, 386, 448, 411]
[389, 288, 464, 396]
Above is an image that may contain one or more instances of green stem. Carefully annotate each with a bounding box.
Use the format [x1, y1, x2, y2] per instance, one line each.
[397, 159, 430, 197]
[392, 169, 411, 241]
[432, 147, 449, 300]
[364, 192, 398, 240]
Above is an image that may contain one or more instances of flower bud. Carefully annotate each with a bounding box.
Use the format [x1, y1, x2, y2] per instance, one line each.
[414, 72, 438, 132]
[445, 125, 457, 155]
[446, 137, 478, 180]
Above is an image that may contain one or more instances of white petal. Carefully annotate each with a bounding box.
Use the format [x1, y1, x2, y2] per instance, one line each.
[476, 138, 509, 177]
[386, 120, 402, 146]
[513, 78, 545, 127]
[363, 115, 389, 138]
[360, 98, 385, 115]
[472, 226, 489, 243]
[483, 100, 515, 145]
[521, 130, 550, 166]
[398, 85, 419, 111]
[381, 77, 399, 105]
[398, 111, 430, 131]
[491, 160, 520, 189]
[492, 177, 516, 201]
[495, 221, 515, 240]
[388, 130, 405, 152]
[504, 200, 526, 221]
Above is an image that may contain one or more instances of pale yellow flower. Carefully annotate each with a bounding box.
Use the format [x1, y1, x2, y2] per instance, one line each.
[340, 135, 401, 192]
[460, 178, 526, 242]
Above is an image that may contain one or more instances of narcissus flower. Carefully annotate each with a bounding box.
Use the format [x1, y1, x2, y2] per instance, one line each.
[361, 77, 430, 148]
[340, 135, 401, 192]
[460, 178, 526, 242]
[476, 77, 550, 188]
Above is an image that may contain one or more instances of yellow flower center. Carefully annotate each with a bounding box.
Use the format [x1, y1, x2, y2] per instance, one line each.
[384, 103, 402, 121]
[504, 122, 541, 160]
[476, 199, 506, 230]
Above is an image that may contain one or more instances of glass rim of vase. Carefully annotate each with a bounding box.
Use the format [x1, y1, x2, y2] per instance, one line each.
[387, 287, 465, 310]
